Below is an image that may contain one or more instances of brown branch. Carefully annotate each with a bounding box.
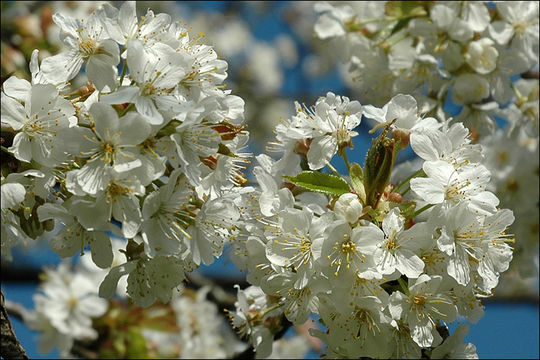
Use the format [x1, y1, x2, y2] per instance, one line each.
[5, 295, 100, 359]
[521, 70, 539, 80]
[231, 317, 292, 360]
[186, 272, 239, 307]
[1, 289, 30, 359]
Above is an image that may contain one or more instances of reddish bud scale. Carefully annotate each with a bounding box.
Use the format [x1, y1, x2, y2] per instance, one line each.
[391, 128, 410, 149]
[387, 192, 403, 203]
[211, 123, 246, 141]
[201, 155, 218, 170]
[294, 139, 311, 157]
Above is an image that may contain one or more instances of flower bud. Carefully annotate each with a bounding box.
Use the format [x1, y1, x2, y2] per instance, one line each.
[364, 125, 396, 208]
[391, 128, 410, 150]
[387, 192, 403, 203]
[334, 193, 363, 223]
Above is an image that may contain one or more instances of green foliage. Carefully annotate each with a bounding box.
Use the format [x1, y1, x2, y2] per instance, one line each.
[349, 162, 367, 203]
[284, 171, 351, 196]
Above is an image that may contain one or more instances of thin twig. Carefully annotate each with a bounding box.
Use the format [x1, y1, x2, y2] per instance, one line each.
[231, 317, 293, 360]
[186, 271, 238, 307]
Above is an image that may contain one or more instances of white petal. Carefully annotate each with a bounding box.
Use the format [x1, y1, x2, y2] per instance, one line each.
[115, 112, 151, 145]
[118, 1, 138, 39]
[386, 94, 418, 129]
[314, 13, 345, 39]
[88, 231, 113, 268]
[36, 203, 73, 224]
[395, 249, 424, 278]
[52, 12, 79, 36]
[86, 57, 117, 91]
[9, 133, 32, 163]
[469, 191, 499, 215]
[362, 105, 386, 123]
[101, 86, 139, 104]
[1, 183, 26, 210]
[50, 226, 83, 258]
[410, 177, 445, 204]
[382, 208, 403, 236]
[135, 96, 163, 125]
[41, 50, 83, 83]
[307, 136, 337, 170]
[423, 160, 455, 186]
[126, 40, 146, 83]
[410, 315, 434, 347]
[447, 246, 470, 285]
[77, 160, 111, 195]
[1, 93, 26, 129]
[99, 261, 137, 298]
[90, 102, 119, 140]
[71, 197, 110, 230]
[488, 21, 514, 45]
[464, 2, 490, 32]
[3, 76, 31, 102]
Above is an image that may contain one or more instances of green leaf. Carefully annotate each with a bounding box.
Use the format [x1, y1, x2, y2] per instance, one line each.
[126, 328, 149, 358]
[349, 162, 363, 190]
[284, 171, 350, 196]
[385, 1, 428, 18]
[391, 17, 412, 35]
[349, 162, 366, 203]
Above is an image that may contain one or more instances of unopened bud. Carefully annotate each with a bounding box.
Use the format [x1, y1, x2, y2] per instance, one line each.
[364, 124, 396, 208]
[387, 192, 402, 203]
[124, 238, 145, 261]
[334, 193, 363, 223]
[294, 139, 311, 157]
[391, 128, 410, 150]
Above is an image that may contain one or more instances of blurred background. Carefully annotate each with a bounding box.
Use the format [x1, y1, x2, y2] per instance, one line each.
[1, 1, 538, 359]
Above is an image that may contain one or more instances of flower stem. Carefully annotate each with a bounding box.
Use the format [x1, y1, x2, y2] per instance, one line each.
[1, 145, 10, 154]
[293, 204, 321, 217]
[347, 14, 410, 32]
[120, 103, 135, 117]
[152, 178, 166, 187]
[261, 303, 284, 318]
[411, 203, 435, 219]
[341, 149, 351, 173]
[119, 58, 127, 85]
[400, 186, 411, 197]
[1, 125, 15, 134]
[397, 277, 410, 296]
[326, 161, 341, 178]
[393, 168, 424, 194]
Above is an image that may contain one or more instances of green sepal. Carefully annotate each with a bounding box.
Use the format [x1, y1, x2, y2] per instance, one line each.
[217, 143, 237, 157]
[394, 201, 417, 220]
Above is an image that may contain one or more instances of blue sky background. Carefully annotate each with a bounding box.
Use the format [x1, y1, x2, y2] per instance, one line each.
[1, 1, 539, 359]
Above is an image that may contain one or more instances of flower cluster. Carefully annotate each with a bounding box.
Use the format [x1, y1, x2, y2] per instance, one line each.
[314, 1, 538, 133]
[228, 92, 513, 358]
[1, 2, 534, 359]
[1, 1, 250, 306]
[22, 239, 247, 358]
[313, 0, 539, 290]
